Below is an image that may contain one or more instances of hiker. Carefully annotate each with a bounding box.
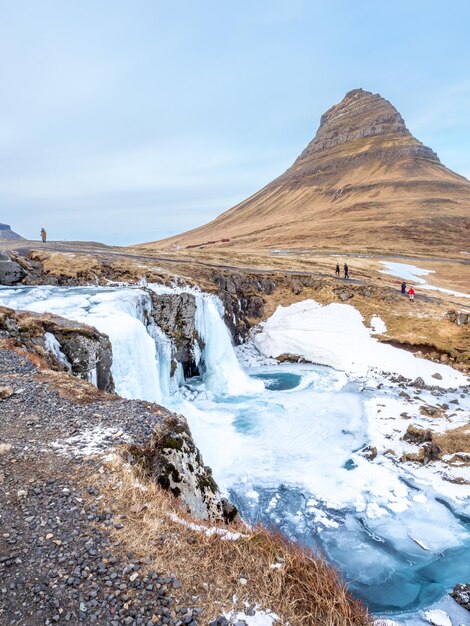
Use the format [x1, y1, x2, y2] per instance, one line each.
[40, 228, 47, 243]
[335, 263, 340, 277]
[401, 281, 407, 295]
[344, 263, 349, 279]
[408, 286, 415, 302]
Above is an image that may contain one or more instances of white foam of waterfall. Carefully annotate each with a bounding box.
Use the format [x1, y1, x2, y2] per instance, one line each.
[146, 284, 264, 395]
[147, 320, 174, 398]
[0, 285, 261, 399]
[194, 293, 264, 395]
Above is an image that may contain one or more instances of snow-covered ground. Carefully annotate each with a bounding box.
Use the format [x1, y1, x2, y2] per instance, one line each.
[380, 261, 470, 299]
[254, 299, 467, 388]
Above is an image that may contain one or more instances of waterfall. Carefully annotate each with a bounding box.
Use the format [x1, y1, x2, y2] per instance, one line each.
[0, 286, 164, 403]
[0, 284, 261, 401]
[194, 293, 263, 395]
[146, 319, 174, 398]
[85, 291, 163, 403]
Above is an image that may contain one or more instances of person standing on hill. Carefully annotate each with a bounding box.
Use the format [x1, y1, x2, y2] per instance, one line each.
[335, 263, 340, 277]
[344, 263, 349, 279]
[408, 286, 415, 302]
[40, 228, 47, 243]
[401, 281, 407, 295]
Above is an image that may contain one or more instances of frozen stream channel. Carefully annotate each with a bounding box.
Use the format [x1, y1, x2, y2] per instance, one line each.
[0, 285, 469, 625]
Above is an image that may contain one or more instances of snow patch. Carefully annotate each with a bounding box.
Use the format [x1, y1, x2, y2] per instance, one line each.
[51, 426, 127, 457]
[423, 609, 452, 626]
[222, 607, 280, 625]
[370, 315, 387, 335]
[254, 299, 467, 388]
[168, 512, 245, 541]
[381, 261, 470, 299]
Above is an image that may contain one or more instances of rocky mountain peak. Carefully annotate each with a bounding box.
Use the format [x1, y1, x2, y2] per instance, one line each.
[149, 88, 469, 257]
[295, 88, 439, 166]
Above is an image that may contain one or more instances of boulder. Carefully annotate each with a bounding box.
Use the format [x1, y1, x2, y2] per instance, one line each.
[412, 376, 426, 389]
[401, 442, 441, 465]
[0, 385, 14, 400]
[450, 582, 470, 611]
[447, 309, 470, 326]
[361, 446, 377, 461]
[402, 424, 433, 445]
[127, 413, 238, 523]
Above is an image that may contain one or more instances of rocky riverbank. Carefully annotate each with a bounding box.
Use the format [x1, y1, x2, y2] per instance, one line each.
[0, 325, 371, 626]
[0, 342, 237, 626]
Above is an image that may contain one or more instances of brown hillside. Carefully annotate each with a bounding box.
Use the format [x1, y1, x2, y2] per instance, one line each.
[143, 89, 470, 257]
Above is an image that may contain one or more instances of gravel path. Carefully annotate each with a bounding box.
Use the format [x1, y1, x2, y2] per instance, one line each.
[0, 348, 199, 626]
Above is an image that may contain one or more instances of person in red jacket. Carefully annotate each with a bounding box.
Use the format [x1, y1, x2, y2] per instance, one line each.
[408, 286, 415, 302]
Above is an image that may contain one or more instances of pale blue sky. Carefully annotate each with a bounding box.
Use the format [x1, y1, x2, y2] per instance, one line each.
[1, 0, 469, 245]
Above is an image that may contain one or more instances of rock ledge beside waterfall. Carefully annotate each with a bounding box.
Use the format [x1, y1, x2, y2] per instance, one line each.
[0, 346, 225, 624]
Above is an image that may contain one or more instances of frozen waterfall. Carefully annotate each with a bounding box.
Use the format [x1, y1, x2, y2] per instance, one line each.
[194, 293, 264, 395]
[0, 285, 259, 400]
[0, 286, 165, 403]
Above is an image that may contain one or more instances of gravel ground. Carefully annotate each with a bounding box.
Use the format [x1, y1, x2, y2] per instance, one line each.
[0, 348, 200, 626]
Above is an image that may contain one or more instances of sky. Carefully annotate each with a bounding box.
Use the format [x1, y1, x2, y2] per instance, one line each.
[1, 0, 469, 245]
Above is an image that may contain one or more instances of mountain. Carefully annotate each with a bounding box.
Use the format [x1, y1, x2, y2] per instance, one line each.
[0, 223, 25, 241]
[146, 89, 470, 256]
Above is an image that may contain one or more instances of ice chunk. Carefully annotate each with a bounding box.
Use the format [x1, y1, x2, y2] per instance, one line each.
[423, 609, 452, 626]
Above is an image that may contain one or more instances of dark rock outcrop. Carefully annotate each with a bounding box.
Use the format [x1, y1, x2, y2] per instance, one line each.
[127, 413, 238, 523]
[0, 252, 25, 285]
[451, 583, 470, 611]
[0, 306, 114, 392]
[148, 291, 201, 378]
[403, 424, 433, 445]
[53, 327, 114, 392]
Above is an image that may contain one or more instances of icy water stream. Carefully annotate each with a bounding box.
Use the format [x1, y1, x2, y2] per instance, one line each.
[1, 285, 469, 625]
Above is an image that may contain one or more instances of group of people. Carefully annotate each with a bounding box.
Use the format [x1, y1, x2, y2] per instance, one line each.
[335, 262, 349, 279]
[334, 262, 416, 302]
[401, 281, 415, 302]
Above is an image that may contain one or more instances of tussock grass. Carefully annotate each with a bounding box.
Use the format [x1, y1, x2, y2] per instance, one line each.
[95, 456, 372, 625]
[435, 424, 470, 455]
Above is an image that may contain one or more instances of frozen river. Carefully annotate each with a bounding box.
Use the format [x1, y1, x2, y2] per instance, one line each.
[1, 285, 469, 625]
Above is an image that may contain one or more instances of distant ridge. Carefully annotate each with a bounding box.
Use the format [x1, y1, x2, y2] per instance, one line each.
[0, 223, 25, 241]
[144, 89, 470, 256]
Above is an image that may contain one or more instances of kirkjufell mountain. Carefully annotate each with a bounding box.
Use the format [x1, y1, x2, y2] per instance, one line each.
[148, 89, 470, 255]
[0, 223, 25, 241]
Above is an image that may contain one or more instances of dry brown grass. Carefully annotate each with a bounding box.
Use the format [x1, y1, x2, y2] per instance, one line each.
[434, 424, 470, 455]
[29, 250, 102, 278]
[94, 456, 371, 626]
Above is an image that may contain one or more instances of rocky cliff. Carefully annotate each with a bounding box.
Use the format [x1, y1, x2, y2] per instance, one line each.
[149, 291, 201, 378]
[0, 306, 114, 392]
[148, 88, 470, 256]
